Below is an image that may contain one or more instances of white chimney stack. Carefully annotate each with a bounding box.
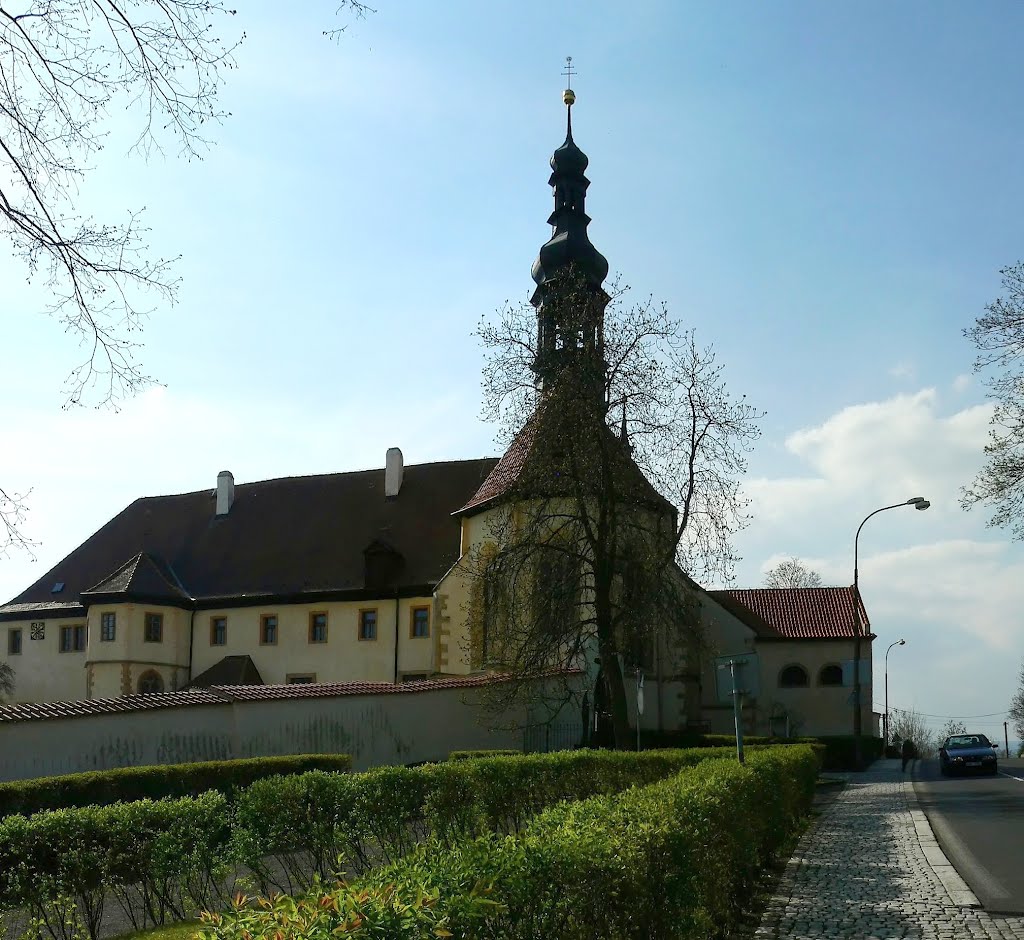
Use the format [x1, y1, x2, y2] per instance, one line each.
[384, 447, 404, 498]
[216, 470, 235, 516]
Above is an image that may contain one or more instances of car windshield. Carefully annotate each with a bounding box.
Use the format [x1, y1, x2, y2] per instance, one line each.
[945, 734, 990, 749]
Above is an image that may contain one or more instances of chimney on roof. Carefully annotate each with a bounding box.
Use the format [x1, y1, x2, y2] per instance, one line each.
[384, 447, 404, 498]
[216, 470, 235, 516]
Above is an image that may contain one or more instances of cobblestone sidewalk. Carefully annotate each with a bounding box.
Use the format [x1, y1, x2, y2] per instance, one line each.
[751, 759, 1024, 939]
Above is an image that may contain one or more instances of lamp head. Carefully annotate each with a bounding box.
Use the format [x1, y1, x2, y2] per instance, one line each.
[898, 638, 906, 646]
[907, 496, 930, 511]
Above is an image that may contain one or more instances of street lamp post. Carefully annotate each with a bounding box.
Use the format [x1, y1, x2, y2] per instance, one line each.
[884, 638, 906, 750]
[853, 497, 929, 770]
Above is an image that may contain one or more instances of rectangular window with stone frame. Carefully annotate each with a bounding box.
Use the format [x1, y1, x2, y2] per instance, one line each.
[145, 613, 164, 643]
[60, 624, 86, 652]
[410, 606, 430, 639]
[309, 612, 328, 644]
[7, 628, 21, 656]
[260, 614, 278, 645]
[210, 616, 226, 646]
[358, 609, 377, 641]
[100, 612, 116, 642]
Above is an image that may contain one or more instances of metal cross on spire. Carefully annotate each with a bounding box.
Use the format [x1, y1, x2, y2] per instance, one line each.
[562, 56, 577, 109]
[562, 56, 576, 89]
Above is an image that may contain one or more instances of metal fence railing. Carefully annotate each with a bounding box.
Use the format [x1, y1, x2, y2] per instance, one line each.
[521, 722, 583, 753]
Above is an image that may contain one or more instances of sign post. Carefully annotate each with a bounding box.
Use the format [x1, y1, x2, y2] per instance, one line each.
[729, 659, 745, 764]
[635, 667, 644, 752]
[714, 652, 759, 765]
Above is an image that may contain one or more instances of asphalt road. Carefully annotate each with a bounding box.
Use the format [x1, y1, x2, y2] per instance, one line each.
[914, 756, 1024, 914]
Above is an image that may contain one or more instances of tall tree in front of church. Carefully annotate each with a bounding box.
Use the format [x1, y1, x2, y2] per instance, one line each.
[465, 85, 760, 748]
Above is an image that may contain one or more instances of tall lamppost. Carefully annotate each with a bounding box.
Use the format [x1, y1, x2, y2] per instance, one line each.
[853, 497, 929, 769]
[884, 638, 906, 750]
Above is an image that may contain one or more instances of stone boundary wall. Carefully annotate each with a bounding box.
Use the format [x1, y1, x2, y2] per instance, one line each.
[0, 682, 581, 781]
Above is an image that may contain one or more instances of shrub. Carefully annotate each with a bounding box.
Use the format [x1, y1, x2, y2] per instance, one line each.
[201, 745, 820, 940]
[448, 748, 521, 760]
[0, 754, 352, 819]
[420, 747, 736, 841]
[0, 791, 234, 940]
[813, 735, 884, 770]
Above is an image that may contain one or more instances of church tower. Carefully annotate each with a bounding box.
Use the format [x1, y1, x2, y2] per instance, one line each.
[530, 66, 610, 409]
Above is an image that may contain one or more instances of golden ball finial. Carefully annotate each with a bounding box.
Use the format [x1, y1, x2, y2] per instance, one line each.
[563, 88, 576, 106]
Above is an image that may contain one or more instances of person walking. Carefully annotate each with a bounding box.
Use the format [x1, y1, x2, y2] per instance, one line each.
[901, 737, 916, 772]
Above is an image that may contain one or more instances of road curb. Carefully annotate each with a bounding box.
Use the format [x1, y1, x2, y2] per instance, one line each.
[906, 761, 981, 909]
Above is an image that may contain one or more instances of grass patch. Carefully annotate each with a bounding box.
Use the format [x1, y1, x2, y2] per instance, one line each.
[110, 922, 201, 940]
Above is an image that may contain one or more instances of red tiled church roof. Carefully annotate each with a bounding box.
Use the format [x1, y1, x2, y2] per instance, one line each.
[708, 586, 871, 640]
[457, 421, 538, 515]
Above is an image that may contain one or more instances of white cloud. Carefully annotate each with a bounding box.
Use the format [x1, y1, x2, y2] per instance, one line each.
[745, 389, 992, 526]
[889, 360, 916, 380]
[733, 383, 1024, 724]
[952, 373, 972, 394]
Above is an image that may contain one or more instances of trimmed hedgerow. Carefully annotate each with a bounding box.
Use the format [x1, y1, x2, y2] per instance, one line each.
[813, 734, 884, 770]
[0, 791, 234, 940]
[447, 749, 521, 761]
[0, 754, 353, 819]
[231, 765, 430, 896]
[420, 747, 736, 841]
[199, 745, 820, 940]
[231, 748, 734, 895]
[2, 747, 746, 940]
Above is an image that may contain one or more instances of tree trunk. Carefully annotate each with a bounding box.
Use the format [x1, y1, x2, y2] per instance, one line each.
[599, 633, 632, 749]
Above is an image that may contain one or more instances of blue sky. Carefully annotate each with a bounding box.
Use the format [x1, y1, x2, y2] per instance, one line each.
[3, 1, 1024, 744]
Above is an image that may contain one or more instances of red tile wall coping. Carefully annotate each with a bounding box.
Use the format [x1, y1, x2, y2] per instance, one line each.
[0, 670, 582, 723]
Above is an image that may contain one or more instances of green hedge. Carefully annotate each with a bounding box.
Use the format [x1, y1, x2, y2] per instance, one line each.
[0, 792, 234, 940]
[447, 749, 521, 760]
[199, 745, 820, 940]
[0, 754, 353, 819]
[1, 747, 739, 939]
[639, 730, 882, 770]
[813, 735, 884, 770]
[232, 748, 736, 895]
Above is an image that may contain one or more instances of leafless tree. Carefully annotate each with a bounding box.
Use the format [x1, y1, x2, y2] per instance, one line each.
[939, 719, 966, 740]
[962, 262, 1024, 537]
[0, 660, 14, 701]
[889, 707, 937, 758]
[1009, 659, 1024, 743]
[0, 1, 370, 552]
[1, 1, 249, 406]
[466, 276, 761, 747]
[763, 556, 823, 589]
[1, 483, 35, 558]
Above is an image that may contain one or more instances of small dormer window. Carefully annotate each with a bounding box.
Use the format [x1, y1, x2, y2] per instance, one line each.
[51, 582, 65, 594]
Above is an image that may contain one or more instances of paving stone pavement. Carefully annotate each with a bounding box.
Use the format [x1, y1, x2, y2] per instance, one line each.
[751, 759, 1024, 940]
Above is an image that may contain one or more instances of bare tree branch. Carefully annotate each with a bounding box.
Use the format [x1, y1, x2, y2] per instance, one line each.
[962, 262, 1024, 538]
[0, 483, 35, 559]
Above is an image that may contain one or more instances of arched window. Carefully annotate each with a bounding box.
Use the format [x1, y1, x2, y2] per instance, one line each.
[137, 670, 164, 695]
[819, 664, 843, 687]
[778, 664, 809, 688]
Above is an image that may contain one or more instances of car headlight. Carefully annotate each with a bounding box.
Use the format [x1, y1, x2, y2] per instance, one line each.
[983, 755, 996, 761]
[952, 756, 965, 763]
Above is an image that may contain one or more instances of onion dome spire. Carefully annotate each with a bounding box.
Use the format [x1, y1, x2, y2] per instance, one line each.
[531, 59, 610, 400]
[531, 63, 609, 307]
